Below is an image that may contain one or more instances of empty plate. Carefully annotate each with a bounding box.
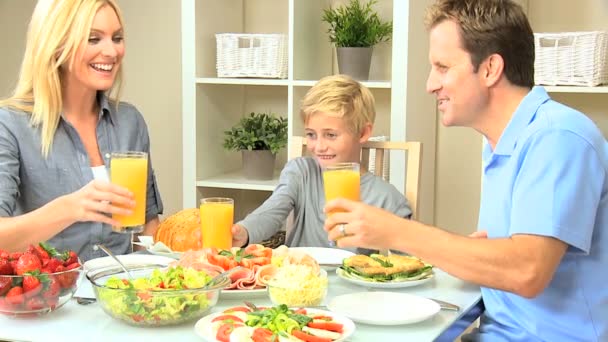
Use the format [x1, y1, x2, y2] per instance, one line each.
[327, 292, 440, 325]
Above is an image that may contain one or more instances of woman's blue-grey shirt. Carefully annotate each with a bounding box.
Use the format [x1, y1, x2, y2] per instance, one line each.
[0, 94, 163, 261]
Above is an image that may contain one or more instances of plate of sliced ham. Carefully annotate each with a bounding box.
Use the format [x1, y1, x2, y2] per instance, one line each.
[170, 244, 279, 298]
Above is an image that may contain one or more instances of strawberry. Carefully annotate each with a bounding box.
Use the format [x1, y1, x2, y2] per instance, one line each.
[14, 253, 42, 275]
[0, 259, 13, 275]
[33, 245, 50, 260]
[25, 297, 45, 311]
[9, 252, 21, 261]
[42, 277, 60, 303]
[63, 251, 78, 266]
[45, 258, 63, 273]
[0, 250, 9, 260]
[0, 277, 11, 296]
[56, 262, 80, 289]
[5, 286, 24, 307]
[0, 297, 10, 312]
[22, 275, 43, 298]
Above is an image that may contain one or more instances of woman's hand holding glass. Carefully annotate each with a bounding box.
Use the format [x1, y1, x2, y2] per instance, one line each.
[231, 224, 249, 247]
[64, 179, 134, 227]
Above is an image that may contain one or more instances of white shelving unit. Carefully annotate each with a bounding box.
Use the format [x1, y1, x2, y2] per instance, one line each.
[181, 0, 437, 222]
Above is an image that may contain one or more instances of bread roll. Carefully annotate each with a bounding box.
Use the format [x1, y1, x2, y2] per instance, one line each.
[154, 208, 201, 252]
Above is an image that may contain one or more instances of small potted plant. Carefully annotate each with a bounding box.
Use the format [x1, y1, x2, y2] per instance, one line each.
[322, 0, 393, 80]
[223, 112, 288, 180]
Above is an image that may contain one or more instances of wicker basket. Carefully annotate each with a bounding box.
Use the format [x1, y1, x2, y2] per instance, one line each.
[216, 33, 288, 79]
[534, 31, 608, 86]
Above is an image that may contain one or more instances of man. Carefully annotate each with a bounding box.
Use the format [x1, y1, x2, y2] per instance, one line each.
[323, 0, 607, 340]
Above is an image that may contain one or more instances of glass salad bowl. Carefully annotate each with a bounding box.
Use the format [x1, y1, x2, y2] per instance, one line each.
[86, 264, 230, 326]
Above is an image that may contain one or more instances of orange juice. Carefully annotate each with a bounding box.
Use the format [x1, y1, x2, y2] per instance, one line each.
[323, 162, 360, 214]
[200, 198, 234, 250]
[323, 169, 360, 202]
[110, 152, 148, 232]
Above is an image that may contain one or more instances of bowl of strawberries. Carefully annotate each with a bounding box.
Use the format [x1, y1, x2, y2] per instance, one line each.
[0, 242, 82, 317]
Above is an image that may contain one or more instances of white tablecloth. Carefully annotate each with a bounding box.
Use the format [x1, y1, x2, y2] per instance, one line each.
[0, 269, 482, 342]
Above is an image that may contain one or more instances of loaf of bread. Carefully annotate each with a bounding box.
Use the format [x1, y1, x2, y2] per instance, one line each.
[154, 208, 202, 252]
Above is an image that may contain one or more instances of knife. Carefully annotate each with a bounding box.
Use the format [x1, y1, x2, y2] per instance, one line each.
[428, 298, 460, 311]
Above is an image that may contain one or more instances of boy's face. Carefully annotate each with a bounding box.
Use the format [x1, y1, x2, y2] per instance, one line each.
[304, 112, 367, 169]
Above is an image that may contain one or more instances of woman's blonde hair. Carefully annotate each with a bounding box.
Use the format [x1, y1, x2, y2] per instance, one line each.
[0, 0, 124, 157]
[300, 74, 376, 135]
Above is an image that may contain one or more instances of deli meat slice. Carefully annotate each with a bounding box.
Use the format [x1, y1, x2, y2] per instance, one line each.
[172, 250, 225, 275]
[255, 264, 278, 286]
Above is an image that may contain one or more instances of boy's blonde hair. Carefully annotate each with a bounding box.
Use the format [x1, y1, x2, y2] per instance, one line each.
[0, 0, 124, 157]
[300, 74, 376, 135]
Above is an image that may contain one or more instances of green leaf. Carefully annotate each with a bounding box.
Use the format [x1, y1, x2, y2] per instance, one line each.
[321, 0, 392, 47]
[223, 112, 288, 154]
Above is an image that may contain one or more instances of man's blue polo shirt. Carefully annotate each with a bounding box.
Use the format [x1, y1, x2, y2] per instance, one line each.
[475, 87, 608, 341]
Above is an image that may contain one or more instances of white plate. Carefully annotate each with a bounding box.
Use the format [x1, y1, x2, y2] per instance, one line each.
[83, 254, 174, 271]
[194, 307, 355, 341]
[328, 292, 440, 325]
[336, 267, 434, 288]
[219, 288, 267, 299]
[289, 247, 355, 269]
[146, 248, 183, 260]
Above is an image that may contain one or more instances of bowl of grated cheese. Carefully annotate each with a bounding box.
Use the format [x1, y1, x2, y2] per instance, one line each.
[266, 265, 328, 307]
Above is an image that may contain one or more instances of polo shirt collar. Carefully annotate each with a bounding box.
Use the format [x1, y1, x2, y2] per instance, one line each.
[492, 86, 550, 156]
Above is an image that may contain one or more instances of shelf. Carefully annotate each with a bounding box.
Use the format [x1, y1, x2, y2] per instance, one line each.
[541, 85, 608, 94]
[196, 170, 280, 191]
[292, 79, 392, 89]
[196, 78, 290, 86]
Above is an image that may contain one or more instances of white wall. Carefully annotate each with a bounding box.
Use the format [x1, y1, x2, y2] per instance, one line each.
[0, 0, 183, 217]
[0, 0, 34, 96]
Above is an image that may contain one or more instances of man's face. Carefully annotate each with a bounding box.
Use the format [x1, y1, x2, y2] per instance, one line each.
[304, 113, 365, 169]
[426, 20, 487, 128]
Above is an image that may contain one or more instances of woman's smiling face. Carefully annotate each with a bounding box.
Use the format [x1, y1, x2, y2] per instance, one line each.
[63, 4, 125, 94]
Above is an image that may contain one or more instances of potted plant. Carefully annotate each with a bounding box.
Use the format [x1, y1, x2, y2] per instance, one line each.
[322, 0, 393, 80]
[223, 112, 288, 180]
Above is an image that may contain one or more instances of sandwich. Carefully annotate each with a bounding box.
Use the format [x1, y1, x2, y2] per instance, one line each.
[340, 254, 433, 282]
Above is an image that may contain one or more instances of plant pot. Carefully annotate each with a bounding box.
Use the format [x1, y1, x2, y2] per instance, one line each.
[337, 47, 373, 80]
[242, 150, 276, 180]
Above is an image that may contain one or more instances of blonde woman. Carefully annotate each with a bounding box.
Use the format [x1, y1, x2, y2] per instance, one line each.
[231, 74, 411, 254]
[0, 0, 163, 261]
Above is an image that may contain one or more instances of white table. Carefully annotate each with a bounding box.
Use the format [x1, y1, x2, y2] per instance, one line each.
[0, 269, 482, 342]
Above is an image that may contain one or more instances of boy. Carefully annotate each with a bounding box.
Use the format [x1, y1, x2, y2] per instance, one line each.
[231, 74, 411, 253]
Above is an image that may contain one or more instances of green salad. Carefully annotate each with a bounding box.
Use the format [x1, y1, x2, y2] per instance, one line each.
[96, 266, 213, 325]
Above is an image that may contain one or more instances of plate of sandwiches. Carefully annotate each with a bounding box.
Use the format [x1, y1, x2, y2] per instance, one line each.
[336, 253, 434, 288]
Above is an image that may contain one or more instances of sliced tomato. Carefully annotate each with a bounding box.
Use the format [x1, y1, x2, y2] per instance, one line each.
[216, 323, 242, 342]
[223, 306, 250, 313]
[294, 308, 307, 315]
[244, 244, 273, 258]
[291, 330, 332, 342]
[307, 321, 344, 333]
[248, 256, 271, 267]
[211, 314, 244, 324]
[252, 327, 274, 342]
[239, 258, 254, 269]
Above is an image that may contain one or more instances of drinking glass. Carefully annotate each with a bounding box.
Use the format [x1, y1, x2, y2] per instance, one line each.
[200, 197, 234, 250]
[323, 162, 361, 213]
[110, 151, 148, 234]
[323, 162, 360, 246]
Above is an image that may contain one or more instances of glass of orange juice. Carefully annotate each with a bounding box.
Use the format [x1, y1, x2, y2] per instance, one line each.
[200, 197, 234, 250]
[323, 162, 361, 213]
[110, 151, 148, 234]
